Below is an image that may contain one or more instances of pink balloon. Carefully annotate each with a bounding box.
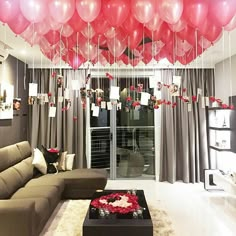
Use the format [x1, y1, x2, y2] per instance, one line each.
[81, 24, 96, 39]
[68, 11, 87, 32]
[61, 24, 74, 37]
[48, 0, 75, 24]
[168, 17, 186, 32]
[76, 0, 101, 22]
[183, 0, 209, 29]
[103, 0, 130, 27]
[107, 36, 127, 57]
[131, 0, 155, 24]
[78, 36, 98, 60]
[92, 34, 107, 46]
[157, 0, 184, 24]
[104, 27, 117, 39]
[225, 14, 236, 31]
[34, 21, 50, 35]
[39, 37, 52, 53]
[146, 15, 163, 31]
[7, 13, 30, 35]
[21, 25, 41, 45]
[0, 0, 20, 23]
[19, 0, 48, 23]
[128, 25, 143, 49]
[198, 36, 212, 49]
[47, 17, 63, 30]
[91, 13, 111, 35]
[122, 14, 141, 34]
[208, 0, 236, 27]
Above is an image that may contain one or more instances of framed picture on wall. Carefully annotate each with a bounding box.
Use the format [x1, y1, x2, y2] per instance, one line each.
[204, 169, 223, 191]
[0, 83, 14, 119]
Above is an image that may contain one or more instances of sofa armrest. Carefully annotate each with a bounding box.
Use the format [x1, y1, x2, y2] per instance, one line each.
[0, 199, 36, 236]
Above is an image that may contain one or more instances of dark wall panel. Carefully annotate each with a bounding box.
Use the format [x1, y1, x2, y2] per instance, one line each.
[0, 55, 28, 148]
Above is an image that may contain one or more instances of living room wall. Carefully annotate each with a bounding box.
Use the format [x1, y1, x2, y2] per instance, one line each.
[0, 55, 29, 148]
[214, 54, 236, 172]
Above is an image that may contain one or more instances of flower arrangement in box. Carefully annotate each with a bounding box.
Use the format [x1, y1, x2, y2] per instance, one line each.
[91, 192, 140, 214]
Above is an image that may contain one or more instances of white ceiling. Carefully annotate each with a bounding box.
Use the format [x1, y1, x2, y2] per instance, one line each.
[1, 23, 236, 69]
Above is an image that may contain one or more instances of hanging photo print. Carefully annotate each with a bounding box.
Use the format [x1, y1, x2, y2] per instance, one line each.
[13, 98, 21, 110]
[0, 83, 14, 119]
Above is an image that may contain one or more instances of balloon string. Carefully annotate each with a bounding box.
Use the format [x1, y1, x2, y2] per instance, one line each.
[33, 23, 35, 83]
[59, 25, 63, 75]
[222, 28, 225, 101]
[97, 36, 100, 89]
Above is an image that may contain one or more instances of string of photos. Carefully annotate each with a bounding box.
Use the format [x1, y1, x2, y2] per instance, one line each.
[27, 70, 234, 121]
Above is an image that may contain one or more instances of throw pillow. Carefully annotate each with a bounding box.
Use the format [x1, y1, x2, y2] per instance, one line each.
[58, 151, 68, 171]
[41, 145, 60, 164]
[32, 148, 47, 174]
[65, 154, 75, 171]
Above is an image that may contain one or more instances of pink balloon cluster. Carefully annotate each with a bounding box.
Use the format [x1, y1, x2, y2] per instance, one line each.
[0, 0, 236, 69]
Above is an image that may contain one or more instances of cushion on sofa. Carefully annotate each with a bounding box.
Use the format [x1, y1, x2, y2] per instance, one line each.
[25, 176, 65, 195]
[13, 157, 34, 186]
[0, 167, 24, 198]
[0, 177, 9, 199]
[16, 141, 32, 160]
[0, 144, 23, 172]
[11, 185, 61, 211]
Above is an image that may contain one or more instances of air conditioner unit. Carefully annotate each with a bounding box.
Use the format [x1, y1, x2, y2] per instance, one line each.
[0, 41, 10, 63]
[0, 47, 9, 62]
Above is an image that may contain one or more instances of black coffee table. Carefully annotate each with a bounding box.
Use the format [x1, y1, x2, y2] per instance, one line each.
[83, 190, 153, 236]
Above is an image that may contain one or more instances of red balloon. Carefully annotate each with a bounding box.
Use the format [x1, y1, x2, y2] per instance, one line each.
[19, 0, 48, 23]
[103, 0, 130, 27]
[107, 36, 127, 58]
[92, 34, 107, 46]
[48, 0, 75, 24]
[160, 23, 173, 44]
[7, 13, 30, 35]
[178, 25, 196, 45]
[91, 13, 111, 35]
[128, 25, 143, 49]
[131, 0, 155, 24]
[183, 0, 209, 29]
[76, 0, 101, 22]
[68, 11, 86, 32]
[157, 0, 184, 24]
[68, 51, 85, 69]
[122, 14, 141, 33]
[198, 18, 222, 42]
[0, 0, 20, 23]
[62, 33, 77, 49]
[44, 30, 61, 45]
[208, 0, 236, 27]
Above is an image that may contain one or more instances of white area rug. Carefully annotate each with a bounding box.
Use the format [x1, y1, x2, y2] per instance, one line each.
[40, 200, 175, 236]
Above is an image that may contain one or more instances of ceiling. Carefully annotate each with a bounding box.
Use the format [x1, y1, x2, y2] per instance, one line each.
[1, 23, 236, 69]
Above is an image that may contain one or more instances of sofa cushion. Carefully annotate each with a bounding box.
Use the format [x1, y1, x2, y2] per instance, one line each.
[0, 167, 23, 198]
[56, 169, 108, 199]
[16, 141, 32, 160]
[13, 157, 34, 186]
[11, 185, 61, 210]
[32, 148, 47, 174]
[0, 144, 22, 172]
[0, 177, 8, 199]
[25, 176, 64, 195]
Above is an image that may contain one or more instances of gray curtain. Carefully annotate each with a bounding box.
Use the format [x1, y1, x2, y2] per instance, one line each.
[160, 68, 215, 183]
[28, 68, 87, 168]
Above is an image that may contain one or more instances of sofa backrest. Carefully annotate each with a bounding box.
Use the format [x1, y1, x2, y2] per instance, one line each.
[0, 141, 34, 199]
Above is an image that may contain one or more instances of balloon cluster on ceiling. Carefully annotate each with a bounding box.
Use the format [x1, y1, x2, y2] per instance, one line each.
[1, 0, 236, 69]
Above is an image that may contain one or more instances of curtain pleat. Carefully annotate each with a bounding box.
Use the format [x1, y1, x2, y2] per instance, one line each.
[28, 68, 87, 168]
[160, 68, 215, 183]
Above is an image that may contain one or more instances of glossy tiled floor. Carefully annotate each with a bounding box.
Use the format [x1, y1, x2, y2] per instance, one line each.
[106, 180, 236, 236]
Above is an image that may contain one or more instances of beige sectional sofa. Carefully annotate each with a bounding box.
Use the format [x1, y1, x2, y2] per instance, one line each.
[0, 141, 107, 236]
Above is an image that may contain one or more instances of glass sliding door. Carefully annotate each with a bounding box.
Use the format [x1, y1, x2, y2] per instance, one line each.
[89, 76, 156, 179]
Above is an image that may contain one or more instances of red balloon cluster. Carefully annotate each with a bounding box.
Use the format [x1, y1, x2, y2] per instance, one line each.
[1, 0, 236, 69]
